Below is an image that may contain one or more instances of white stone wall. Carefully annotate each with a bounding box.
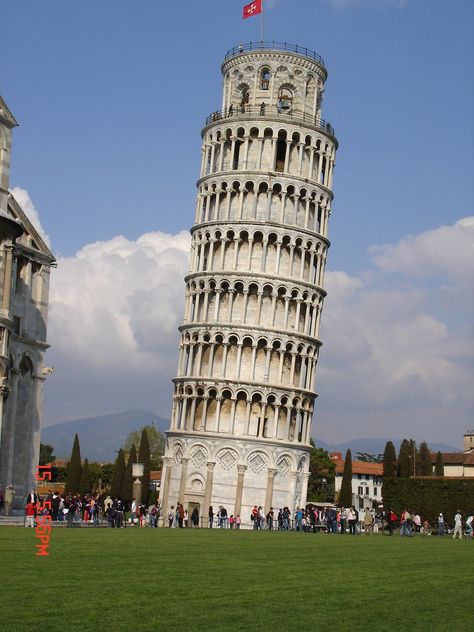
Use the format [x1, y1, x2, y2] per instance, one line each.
[0, 101, 55, 509]
[160, 45, 337, 524]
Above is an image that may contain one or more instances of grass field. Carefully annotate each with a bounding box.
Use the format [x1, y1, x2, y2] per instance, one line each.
[0, 527, 472, 631]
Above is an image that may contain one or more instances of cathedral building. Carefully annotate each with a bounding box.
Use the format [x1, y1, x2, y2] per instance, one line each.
[0, 96, 55, 510]
[159, 43, 337, 525]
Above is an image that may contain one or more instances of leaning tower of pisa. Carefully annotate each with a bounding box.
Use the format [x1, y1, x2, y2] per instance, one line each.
[159, 42, 337, 526]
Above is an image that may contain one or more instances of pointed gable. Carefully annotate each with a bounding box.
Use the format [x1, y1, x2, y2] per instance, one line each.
[0, 96, 18, 129]
[7, 193, 55, 263]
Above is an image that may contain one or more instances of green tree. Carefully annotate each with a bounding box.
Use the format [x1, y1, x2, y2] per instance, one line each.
[355, 452, 383, 463]
[383, 441, 397, 478]
[339, 449, 353, 508]
[123, 425, 165, 469]
[410, 439, 419, 476]
[418, 441, 433, 476]
[138, 428, 151, 503]
[121, 444, 137, 504]
[435, 451, 444, 477]
[307, 439, 336, 502]
[39, 443, 56, 466]
[110, 449, 126, 498]
[397, 439, 411, 478]
[79, 458, 91, 496]
[64, 434, 82, 495]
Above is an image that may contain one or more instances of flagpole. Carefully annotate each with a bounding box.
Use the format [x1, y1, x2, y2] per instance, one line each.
[260, 0, 264, 43]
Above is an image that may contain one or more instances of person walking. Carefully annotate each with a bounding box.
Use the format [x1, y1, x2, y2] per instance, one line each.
[452, 510, 463, 540]
[400, 509, 413, 537]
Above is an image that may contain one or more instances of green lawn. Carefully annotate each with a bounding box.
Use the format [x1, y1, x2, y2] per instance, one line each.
[0, 527, 472, 631]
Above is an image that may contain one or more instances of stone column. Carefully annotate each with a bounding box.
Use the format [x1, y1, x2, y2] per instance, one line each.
[203, 461, 216, 528]
[235, 343, 243, 379]
[188, 398, 197, 430]
[284, 140, 291, 173]
[234, 464, 247, 518]
[2, 245, 14, 311]
[178, 457, 190, 504]
[308, 147, 315, 180]
[264, 468, 277, 513]
[300, 472, 311, 508]
[288, 471, 298, 511]
[209, 143, 216, 173]
[159, 457, 173, 523]
[275, 241, 282, 274]
[218, 140, 226, 171]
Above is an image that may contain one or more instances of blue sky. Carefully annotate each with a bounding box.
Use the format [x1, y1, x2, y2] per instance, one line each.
[2, 0, 473, 446]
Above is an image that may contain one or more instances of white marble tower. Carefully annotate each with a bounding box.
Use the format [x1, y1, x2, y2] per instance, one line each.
[160, 43, 337, 525]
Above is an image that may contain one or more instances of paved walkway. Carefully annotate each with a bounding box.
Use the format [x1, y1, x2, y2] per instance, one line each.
[0, 514, 25, 526]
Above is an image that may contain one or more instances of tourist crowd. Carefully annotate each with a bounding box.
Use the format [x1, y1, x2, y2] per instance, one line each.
[15, 489, 474, 537]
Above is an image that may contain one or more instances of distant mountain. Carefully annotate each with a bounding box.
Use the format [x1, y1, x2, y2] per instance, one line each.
[315, 437, 460, 457]
[41, 410, 170, 462]
[42, 411, 462, 464]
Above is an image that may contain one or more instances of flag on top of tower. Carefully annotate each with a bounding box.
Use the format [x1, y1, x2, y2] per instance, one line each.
[243, 0, 262, 20]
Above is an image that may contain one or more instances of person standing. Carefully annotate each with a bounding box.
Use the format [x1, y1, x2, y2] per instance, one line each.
[25, 501, 36, 527]
[437, 513, 445, 536]
[208, 505, 214, 528]
[339, 507, 347, 534]
[26, 489, 39, 506]
[4, 485, 15, 516]
[191, 506, 199, 527]
[266, 507, 274, 530]
[177, 503, 184, 528]
[348, 506, 357, 535]
[363, 508, 374, 535]
[465, 514, 473, 538]
[452, 510, 463, 540]
[387, 509, 396, 536]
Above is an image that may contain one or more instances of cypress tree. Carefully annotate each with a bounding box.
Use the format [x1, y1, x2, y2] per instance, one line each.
[110, 448, 126, 498]
[79, 458, 91, 496]
[138, 428, 151, 504]
[435, 451, 444, 477]
[397, 439, 411, 478]
[383, 441, 397, 478]
[418, 441, 433, 476]
[64, 434, 82, 495]
[121, 444, 137, 504]
[339, 449, 353, 508]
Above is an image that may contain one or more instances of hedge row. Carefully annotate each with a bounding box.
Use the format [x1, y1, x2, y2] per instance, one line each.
[382, 477, 474, 526]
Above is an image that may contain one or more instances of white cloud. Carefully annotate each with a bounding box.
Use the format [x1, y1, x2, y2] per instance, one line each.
[318, 217, 474, 443]
[9, 187, 51, 247]
[46, 230, 190, 421]
[369, 217, 474, 289]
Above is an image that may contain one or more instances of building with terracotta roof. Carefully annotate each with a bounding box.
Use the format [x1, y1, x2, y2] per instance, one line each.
[430, 432, 474, 478]
[331, 452, 383, 510]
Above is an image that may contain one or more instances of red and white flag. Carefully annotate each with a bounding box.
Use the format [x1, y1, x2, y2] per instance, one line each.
[243, 0, 262, 20]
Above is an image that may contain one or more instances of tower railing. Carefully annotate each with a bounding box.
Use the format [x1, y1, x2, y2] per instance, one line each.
[205, 106, 335, 138]
[224, 42, 325, 67]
